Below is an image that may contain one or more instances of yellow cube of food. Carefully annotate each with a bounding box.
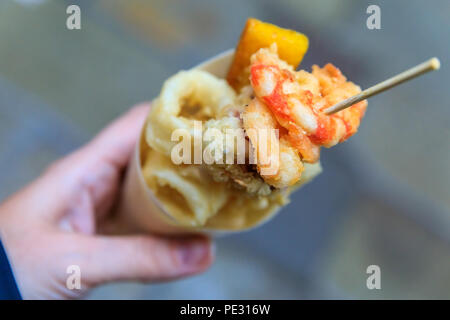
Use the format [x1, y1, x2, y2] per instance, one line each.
[227, 18, 309, 91]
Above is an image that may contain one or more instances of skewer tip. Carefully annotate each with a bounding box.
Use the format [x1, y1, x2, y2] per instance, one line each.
[430, 57, 440, 70]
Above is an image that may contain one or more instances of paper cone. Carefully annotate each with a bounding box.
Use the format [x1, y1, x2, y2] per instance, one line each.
[114, 50, 237, 236]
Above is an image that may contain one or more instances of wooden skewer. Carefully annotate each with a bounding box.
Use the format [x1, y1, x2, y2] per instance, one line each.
[324, 57, 440, 115]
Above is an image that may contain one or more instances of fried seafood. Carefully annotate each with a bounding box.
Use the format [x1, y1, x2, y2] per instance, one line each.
[250, 46, 367, 151]
[237, 45, 367, 188]
[242, 98, 304, 189]
[146, 69, 236, 156]
[140, 18, 369, 228]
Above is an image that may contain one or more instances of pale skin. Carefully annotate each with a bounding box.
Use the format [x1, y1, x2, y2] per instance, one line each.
[0, 103, 214, 299]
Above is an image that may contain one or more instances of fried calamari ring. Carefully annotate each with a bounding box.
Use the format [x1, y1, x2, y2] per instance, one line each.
[146, 70, 236, 156]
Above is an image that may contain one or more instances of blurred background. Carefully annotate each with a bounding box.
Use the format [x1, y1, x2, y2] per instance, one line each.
[0, 0, 449, 299]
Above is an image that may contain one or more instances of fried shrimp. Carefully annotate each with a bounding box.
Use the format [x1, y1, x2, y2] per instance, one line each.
[249, 45, 367, 157]
[311, 64, 367, 146]
[243, 98, 304, 189]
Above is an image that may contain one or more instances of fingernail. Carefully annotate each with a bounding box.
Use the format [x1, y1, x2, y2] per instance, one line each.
[178, 241, 211, 267]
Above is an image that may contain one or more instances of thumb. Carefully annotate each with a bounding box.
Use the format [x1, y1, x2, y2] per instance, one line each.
[81, 234, 214, 285]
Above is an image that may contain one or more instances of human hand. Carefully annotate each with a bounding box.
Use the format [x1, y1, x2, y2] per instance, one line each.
[0, 104, 214, 299]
